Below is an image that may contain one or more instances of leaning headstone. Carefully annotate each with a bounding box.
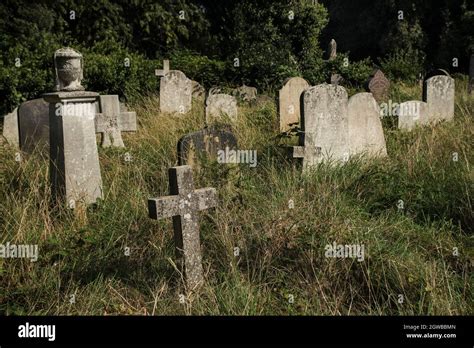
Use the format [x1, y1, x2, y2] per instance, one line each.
[43, 47, 102, 207]
[148, 165, 217, 290]
[423, 75, 455, 123]
[366, 69, 390, 103]
[278, 77, 310, 132]
[178, 126, 238, 167]
[18, 98, 49, 153]
[398, 100, 429, 131]
[292, 84, 349, 170]
[348, 93, 387, 157]
[156, 59, 192, 114]
[95, 95, 137, 148]
[232, 84, 257, 102]
[2, 108, 19, 147]
[469, 54, 473, 94]
[205, 94, 238, 122]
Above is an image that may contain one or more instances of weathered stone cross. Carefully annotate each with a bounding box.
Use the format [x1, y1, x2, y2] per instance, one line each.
[95, 95, 137, 148]
[155, 59, 170, 77]
[148, 165, 217, 289]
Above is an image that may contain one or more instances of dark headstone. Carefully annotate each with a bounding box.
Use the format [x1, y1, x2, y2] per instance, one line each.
[18, 98, 50, 153]
[366, 69, 390, 102]
[178, 126, 238, 167]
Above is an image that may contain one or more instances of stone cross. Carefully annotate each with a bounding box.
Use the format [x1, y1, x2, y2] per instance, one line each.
[148, 165, 217, 290]
[95, 95, 137, 147]
[155, 59, 170, 77]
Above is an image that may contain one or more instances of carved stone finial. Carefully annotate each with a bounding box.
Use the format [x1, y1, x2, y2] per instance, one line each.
[328, 39, 337, 61]
[54, 47, 84, 92]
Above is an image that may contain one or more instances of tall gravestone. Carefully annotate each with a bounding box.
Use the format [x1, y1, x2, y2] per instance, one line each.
[148, 165, 217, 290]
[205, 94, 238, 122]
[156, 59, 192, 114]
[2, 108, 19, 147]
[43, 48, 102, 207]
[423, 75, 455, 123]
[348, 93, 387, 157]
[292, 84, 349, 170]
[278, 77, 310, 132]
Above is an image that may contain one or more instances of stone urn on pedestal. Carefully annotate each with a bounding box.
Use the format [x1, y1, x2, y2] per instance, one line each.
[43, 48, 103, 208]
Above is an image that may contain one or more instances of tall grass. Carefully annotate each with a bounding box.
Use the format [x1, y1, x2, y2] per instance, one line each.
[0, 81, 472, 315]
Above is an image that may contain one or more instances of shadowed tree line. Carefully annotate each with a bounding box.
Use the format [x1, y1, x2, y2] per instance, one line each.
[0, 0, 472, 114]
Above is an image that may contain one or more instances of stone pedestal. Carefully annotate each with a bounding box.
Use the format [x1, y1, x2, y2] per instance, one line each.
[44, 91, 102, 207]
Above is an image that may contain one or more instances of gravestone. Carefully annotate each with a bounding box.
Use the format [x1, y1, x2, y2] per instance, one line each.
[191, 80, 206, 102]
[18, 98, 49, 153]
[366, 70, 390, 103]
[43, 47, 102, 207]
[469, 54, 473, 94]
[156, 59, 192, 114]
[398, 100, 429, 130]
[423, 75, 455, 123]
[278, 77, 310, 132]
[292, 84, 349, 170]
[95, 95, 137, 148]
[347, 93, 387, 157]
[2, 108, 19, 147]
[232, 84, 257, 102]
[148, 165, 217, 290]
[178, 127, 238, 167]
[327, 39, 337, 61]
[205, 94, 238, 122]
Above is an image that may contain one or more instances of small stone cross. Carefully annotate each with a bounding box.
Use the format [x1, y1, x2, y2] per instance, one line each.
[148, 165, 217, 289]
[95, 95, 137, 147]
[155, 59, 170, 77]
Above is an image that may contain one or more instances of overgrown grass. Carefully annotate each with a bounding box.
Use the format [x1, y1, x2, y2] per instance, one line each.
[0, 81, 472, 315]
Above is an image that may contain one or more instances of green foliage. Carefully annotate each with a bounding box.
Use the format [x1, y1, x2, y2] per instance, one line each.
[81, 41, 158, 102]
[169, 50, 228, 88]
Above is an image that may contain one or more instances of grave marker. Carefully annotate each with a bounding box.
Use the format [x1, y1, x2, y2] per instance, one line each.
[292, 84, 349, 171]
[423, 75, 455, 122]
[148, 165, 217, 289]
[43, 47, 102, 206]
[156, 59, 192, 114]
[95, 95, 137, 147]
[18, 98, 49, 153]
[2, 108, 19, 147]
[205, 94, 238, 122]
[347, 93, 387, 157]
[278, 77, 310, 132]
[366, 69, 390, 103]
[178, 126, 238, 167]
